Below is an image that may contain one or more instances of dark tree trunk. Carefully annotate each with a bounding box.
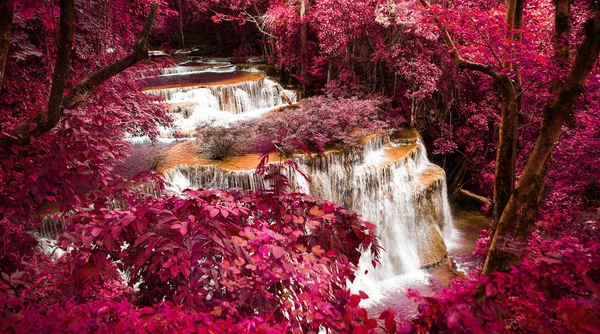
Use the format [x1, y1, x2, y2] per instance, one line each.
[45, 0, 75, 127]
[0, 0, 13, 90]
[492, 78, 520, 227]
[178, 0, 185, 48]
[492, 0, 523, 228]
[483, 5, 600, 274]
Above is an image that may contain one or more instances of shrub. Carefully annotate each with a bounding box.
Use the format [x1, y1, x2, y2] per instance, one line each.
[0, 170, 382, 333]
[196, 123, 252, 160]
[240, 95, 389, 153]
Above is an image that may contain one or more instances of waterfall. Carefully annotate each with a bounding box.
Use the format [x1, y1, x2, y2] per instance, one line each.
[165, 165, 263, 193]
[144, 60, 456, 308]
[164, 137, 456, 279]
[161, 64, 236, 76]
[142, 62, 298, 135]
[147, 78, 297, 114]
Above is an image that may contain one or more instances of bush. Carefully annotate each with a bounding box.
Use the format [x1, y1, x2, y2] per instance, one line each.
[240, 95, 389, 153]
[0, 171, 382, 333]
[196, 123, 252, 160]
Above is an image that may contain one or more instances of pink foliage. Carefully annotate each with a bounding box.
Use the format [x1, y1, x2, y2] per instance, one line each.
[1, 168, 382, 332]
[409, 219, 600, 333]
[243, 95, 389, 153]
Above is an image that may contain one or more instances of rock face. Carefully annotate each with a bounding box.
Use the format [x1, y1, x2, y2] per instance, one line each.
[163, 131, 456, 278]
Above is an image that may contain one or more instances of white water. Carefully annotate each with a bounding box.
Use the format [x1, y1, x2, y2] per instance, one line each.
[147, 79, 296, 113]
[143, 62, 298, 135]
[154, 59, 457, 309]
[161, 65, 236, 76]
[164, 139, 457, 288]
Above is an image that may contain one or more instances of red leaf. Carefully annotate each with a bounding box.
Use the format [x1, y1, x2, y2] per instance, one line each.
[583, 274, 600, 296]
[170, 264, 179, 278]
[485, 283, 497, 297]
[162, 261, 175, 269]
[82, 235, 93, 249]
[349, 295, 361, 307]
[210, 208, 220, 218]
[133, 232, 153, 248]
[91, 227, 102, 237]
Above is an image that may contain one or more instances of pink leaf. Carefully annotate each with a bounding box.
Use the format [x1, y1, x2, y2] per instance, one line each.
[272, 246, 285, 259]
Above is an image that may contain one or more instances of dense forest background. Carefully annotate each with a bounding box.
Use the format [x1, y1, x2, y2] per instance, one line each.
[0, 0, 598, 332]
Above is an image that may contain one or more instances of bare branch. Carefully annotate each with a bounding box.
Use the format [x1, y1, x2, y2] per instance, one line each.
[457, 188, 492, 206]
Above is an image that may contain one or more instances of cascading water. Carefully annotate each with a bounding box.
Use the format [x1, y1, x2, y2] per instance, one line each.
[146, 58, 457, 311]
[147, 79, 295, 114]
[164, 137, 457, 270]
[141, 60, 298, 135]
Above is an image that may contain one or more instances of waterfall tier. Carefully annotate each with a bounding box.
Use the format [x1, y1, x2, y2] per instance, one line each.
[146, 77, 295, 114]
[142, 62, 298, 134]
[162, 134, 456, 277]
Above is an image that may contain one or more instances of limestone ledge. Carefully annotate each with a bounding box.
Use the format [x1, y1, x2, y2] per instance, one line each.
[144, 72, 265, 91]
[159, 135, 422, 173]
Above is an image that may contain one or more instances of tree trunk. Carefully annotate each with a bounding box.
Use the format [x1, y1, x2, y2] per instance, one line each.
[300, 0, 307, 92]
[449, 157, 469, 200]
[178, 0, 185, 49]
[554, 0, 571, 60]
[512, 1, 572, 241]
[483, 5, 600, 274]
[515, 162, 548, 240]
[44, 0, 75, 127]
[492, 0, 523, 228]
[492, 78, 520, 228]
[0, 0, 13, 90]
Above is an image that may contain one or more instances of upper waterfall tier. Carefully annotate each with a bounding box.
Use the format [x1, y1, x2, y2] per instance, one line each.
[142, 61, 298, 135]
[160, 133, 456, 279]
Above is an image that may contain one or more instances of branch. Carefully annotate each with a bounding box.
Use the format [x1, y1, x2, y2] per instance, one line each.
[457, 60, 503, 80]
[2, 2, 158, 148]
[62, 2, 158, 109]
[471, 18, 503, 67]
[243, 11, 276, 39]
[418, 0, 503, 81]
[457, 188, 492, 206]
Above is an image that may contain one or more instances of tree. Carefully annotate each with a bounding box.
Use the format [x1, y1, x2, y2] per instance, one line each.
[1, 0, 158, 148]
[416, 0, 600, 273]
[484, 2, 600, 273]
[0, 0, 171, 223]
[0, 0, 14, 89]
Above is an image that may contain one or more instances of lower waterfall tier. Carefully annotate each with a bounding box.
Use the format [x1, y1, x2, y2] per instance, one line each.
[161, 135, 456, 279]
